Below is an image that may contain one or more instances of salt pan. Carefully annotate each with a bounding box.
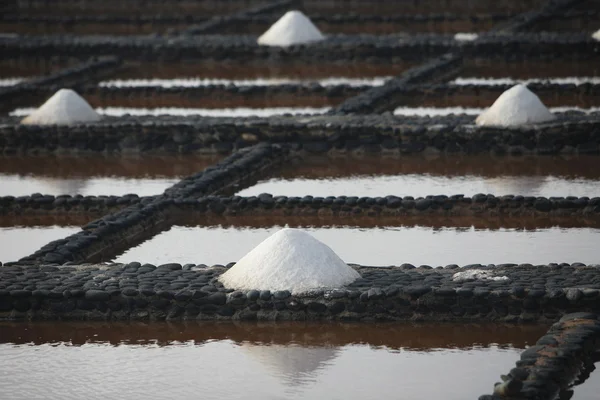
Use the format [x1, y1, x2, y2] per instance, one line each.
[21, 88, 101, 125]
[475, 84, 556, 126]
[452, 269, 509, 282]
[218, 228, 359, 294]
[258, 10, 324, 47]
[593, 29, 600, 41]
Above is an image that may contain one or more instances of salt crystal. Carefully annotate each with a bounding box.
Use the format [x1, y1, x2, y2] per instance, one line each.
[593, 29, 600, 41]
[452, 269, 509, 282]
[257, 10, 324, 47]
[21, 88, 101, 125]
[475, 84, 556, 126]
[218, 228, 359, 294]
[454, 33, 478, 42]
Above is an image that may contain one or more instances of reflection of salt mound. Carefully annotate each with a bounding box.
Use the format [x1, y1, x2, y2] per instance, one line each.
[21, 89, 101, 125]
[243, 344, 338, 387]
[593, 29, 600, 41]
[453, 270, 509, 282]
[475, 84, 556, 126]
[258, 11, 324, 47]
[484, 176, 547, 196]
[219, 228, 360, 294]
[43, 178, 88, 196]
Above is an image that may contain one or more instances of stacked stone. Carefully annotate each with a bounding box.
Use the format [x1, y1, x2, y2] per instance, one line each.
[479, 313, 600, 400]
[2, 263, 600, 322]
[1, 113, 599, 155]
[169, 194, 600, 217]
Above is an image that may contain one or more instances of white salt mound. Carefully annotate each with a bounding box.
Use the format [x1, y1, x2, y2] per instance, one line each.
[21, 88, 101, 125]
[218, 228, 360, 294]
[454, 33, 478, 42]
[258, 10, 324, 47]
[452, 270, 509, 283]
[593, 29, 600, 41]
[475, 84, 556, 126]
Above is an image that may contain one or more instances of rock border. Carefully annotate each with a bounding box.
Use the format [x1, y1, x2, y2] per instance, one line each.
[1, 114, 599, 155]
[2, 263, 600, 323]
[479, 312, 600, 400]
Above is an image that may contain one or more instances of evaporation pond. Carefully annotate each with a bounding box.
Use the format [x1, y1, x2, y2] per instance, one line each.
[114, 225, 600, 266]
[0, 322, 568, 400]
[0, 226, 80, 262]
[0, 154, 222, 197]
[238, 155, 600, 198]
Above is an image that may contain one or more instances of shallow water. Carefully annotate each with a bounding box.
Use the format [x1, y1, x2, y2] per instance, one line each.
[453, 77, 600, 86]
[10, 106, 331, 118]
[239, 155, 600, 198]
[0, 155, 221, 197]
[114, 225, 600, 266]
[240, 175, 598, 198]
[0, 226, 80, 262]
[98, 77, 390, 88]
[392, 106, 600, 116]
[0, 175, 178, 197]
[0, 322, 556, 400]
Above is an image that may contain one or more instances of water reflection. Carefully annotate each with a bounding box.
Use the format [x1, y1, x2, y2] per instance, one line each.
[242, 344, 338, 387]
[0, 322, 548, 349]
[0, 175, 177, 197]
[0, 322, 551, 399]
[0, 226, 80, 262]
[0, 154, 221, 197]
[114, 225, 600, 266]
[239, 155, 600, 198]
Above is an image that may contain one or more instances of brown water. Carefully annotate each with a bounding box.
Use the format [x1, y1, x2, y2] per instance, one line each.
[114, 225, 600, 267]
[0, 155, 221, 197]
[239, 155, 600, 199]
[0, 226, 80, 263]
[464, 58, 600, 79]
[0, 322, 557, 400]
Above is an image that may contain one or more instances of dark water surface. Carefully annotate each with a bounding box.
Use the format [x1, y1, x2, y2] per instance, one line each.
[0, 322, 563, 400]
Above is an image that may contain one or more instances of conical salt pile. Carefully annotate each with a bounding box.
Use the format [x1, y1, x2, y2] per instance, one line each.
[593, 29, 600, 41]
[219, 228, 360, 294]
[257, 10, 324, 47]
[475, 84, 556, 126]
[21, 88, 101, 125]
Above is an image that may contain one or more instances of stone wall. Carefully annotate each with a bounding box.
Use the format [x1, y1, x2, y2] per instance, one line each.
[1, 263, 600, 323]
[168, 194, 600, 219]
[479, 312, 600, 400]
[1, 114, 599, 155]
[2, 33, 597, 62]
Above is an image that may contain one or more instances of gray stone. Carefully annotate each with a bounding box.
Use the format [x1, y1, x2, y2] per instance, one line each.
[85, 290, 110, 301]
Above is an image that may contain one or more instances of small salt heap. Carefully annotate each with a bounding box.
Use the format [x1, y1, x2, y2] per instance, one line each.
[219, 228, 360, 294]
[475, 84, 556, 126]
[454, 33, 478, 42]
[21, 88, 101, 125]
[452, 270, 509, 282]
[257, 10, 324, 47]
[593, 29, 600, 41]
